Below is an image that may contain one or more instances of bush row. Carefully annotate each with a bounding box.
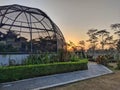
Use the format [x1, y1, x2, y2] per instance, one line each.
[0, 59, 88, 83]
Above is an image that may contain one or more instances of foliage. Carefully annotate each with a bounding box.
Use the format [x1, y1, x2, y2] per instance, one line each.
[87, 29, 98, 44]
[96, 29, 110, 50]
[22, 49, 68, 65]
[57, 49, 67, 62]
[0, 44, 18, 52]
[0, 59, 88, 83]
[111, 23, 120, 38]
[70, 53, 79, 62]
[116, 53, 120, 69]
[67, 41, 77, 51]
[9, 59, 17, 66]
[22, 53, 58, 65]
[64, 51, 86, 62]
[105, 35, 117, 49]
[86, 29, 98, 56]
[111, 24, 120, 69]
[116, 40, 120, 53]
[78, 40, 85, 50]
[96, 55, 109, 66]
[117, 60, 120, 69]
[116, 40, 120, 69]
[87, 55, 95, 61]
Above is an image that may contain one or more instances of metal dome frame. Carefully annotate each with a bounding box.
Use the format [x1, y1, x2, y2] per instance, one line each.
[0, 4, 66, 54]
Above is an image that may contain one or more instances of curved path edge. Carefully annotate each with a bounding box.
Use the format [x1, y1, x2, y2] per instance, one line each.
[0, 62, 113, 90]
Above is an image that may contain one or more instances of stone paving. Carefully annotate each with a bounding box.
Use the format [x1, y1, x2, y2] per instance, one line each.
[0, 62, 113, 90]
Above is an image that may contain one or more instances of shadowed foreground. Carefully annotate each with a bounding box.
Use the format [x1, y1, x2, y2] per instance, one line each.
[47, 71, 120, 90]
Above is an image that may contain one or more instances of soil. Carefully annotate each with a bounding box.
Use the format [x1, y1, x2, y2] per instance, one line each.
[46, 71, 120, 90]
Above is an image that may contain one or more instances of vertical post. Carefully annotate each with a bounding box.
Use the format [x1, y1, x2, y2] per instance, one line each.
[30, 30, 32, 53]
[29, 14, 32, 53]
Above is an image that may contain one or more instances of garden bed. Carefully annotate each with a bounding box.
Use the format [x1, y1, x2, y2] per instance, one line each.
[0, 59, 88, 83]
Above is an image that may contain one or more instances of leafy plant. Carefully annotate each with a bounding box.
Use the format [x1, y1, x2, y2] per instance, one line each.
[9, 59, 16, 66]
[96, 55, 109, 66]
[116, 40, 120, 69]
[0, 59, 88, 83]
[116, 53, 120, 69]
[22, 53, 60, 65]
[23, 53, 49, 65]
[70, 53, 79, 62]
[116, 40, 120, 53]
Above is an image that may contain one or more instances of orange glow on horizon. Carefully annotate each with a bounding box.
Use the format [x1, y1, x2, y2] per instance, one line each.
[64, 35, 89, 50]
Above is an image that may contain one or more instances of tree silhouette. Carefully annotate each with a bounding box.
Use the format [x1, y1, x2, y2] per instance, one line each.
[111, 24, 120, 61]
[86, 29, 98, 56]
[79, 40, 85, 49]
[78, 40, 86, 58]
[67, 41, 77, 52]
[116, 40, 120, 53]
[105, 35, 117, 49]
[111, 23, 120, 39]
[96, 29, 110, 50]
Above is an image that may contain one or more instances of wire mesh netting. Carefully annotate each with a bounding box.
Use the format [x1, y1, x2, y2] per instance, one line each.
[0, 4, 66, 54]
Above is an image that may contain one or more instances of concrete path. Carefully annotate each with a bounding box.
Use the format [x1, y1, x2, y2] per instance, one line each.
[0, 62, 113, 90]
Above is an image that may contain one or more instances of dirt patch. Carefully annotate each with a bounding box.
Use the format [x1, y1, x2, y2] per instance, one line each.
[46, 71, 120, 90]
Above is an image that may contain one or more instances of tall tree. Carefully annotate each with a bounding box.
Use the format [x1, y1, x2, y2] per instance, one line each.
[105, 35, 117, 49]
[79, 40, 85, 49]
[111, 23, 120, 39]
[86, 29, 98, 56]
[96, 29, 110, 50]
[67, 41, 77, 52]
[111, 24, 120, 61]
[116, 40, 120, 53]
[105, 35, 112, 47]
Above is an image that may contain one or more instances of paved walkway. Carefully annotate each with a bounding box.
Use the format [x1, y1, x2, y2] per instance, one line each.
[0, 62, 113, 90]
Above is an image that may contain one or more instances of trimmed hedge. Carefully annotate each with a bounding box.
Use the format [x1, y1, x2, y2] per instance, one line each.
[0, 59, 88, 83]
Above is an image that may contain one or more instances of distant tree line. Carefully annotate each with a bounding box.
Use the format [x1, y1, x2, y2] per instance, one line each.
[86, 23, 120, 56]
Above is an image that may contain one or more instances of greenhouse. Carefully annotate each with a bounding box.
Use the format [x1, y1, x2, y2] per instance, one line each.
[0, 4, 66, 53]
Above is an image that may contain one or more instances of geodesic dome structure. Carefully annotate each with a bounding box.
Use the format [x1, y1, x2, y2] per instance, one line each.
[0, 4, 66, 53]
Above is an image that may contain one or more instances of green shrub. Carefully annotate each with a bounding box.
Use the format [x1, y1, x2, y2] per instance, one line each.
[0, 59, 88, 83]
[22, 53, 56, 65]
[70, 54, 79, 62]
[96, 55, 109, 66]
[116, 53, 120, 69]
[116, 40, 120, 69]
[65, 52, 81, 62]
[117, 60, 120, 69]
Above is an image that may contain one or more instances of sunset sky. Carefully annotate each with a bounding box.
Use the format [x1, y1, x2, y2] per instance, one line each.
[0, 0, 120, 48]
